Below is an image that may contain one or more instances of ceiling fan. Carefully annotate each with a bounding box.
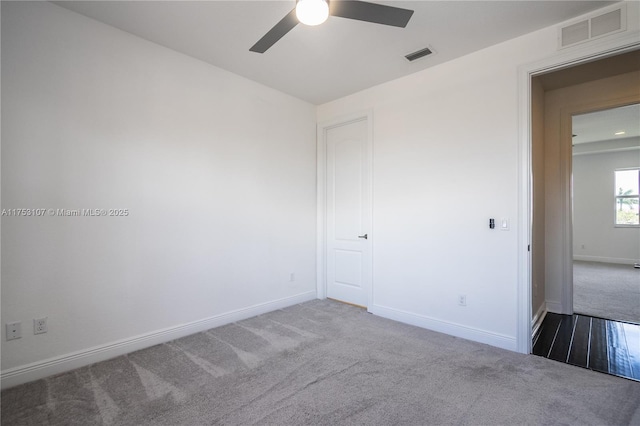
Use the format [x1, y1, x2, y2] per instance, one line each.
[250, 0, 414, 53]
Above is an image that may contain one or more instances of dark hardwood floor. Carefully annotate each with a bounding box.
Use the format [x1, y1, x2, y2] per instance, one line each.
[533, 312, 640, 382]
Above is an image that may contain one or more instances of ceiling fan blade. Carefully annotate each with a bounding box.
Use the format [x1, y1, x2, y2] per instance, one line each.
[250, 8, 299, 53]
[330, 0, 413, 28]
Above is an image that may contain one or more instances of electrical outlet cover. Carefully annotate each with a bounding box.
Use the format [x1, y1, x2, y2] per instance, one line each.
[34, 317, 48, 335]
[6, 322, 22, 340]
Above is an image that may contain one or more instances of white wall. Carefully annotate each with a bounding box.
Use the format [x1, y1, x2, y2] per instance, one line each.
[317, 3, 639, 350]
[1, 2, 317, 384]
[573, 144, 640, 264]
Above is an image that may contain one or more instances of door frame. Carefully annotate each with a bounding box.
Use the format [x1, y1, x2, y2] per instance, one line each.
[561, 95, 640, 312]
[516, 32, 640, 354]
[316, 110, 374, 308]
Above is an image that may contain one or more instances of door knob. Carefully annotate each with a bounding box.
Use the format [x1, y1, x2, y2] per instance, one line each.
[358, 234, 368, 239]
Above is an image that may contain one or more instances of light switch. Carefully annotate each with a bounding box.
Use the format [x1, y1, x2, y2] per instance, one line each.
[501, 218, 509, 230]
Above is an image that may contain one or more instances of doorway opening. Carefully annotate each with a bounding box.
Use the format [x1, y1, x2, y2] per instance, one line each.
[530, 49, 640, 380]
[572, 104, 640, 324]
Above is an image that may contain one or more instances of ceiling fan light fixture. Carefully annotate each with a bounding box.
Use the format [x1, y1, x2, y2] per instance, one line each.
[296, 0, 329, 26]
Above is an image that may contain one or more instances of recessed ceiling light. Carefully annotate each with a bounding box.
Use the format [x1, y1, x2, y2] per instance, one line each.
[615, 131, 626, 135]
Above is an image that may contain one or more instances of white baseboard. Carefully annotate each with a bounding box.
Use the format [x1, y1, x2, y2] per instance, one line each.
[0, 291, 316, 390]
[531, 303, 547, 338]
[369, 304, 517, 352]
[545, 301, 563, 314]
[573, 255, 639, 265]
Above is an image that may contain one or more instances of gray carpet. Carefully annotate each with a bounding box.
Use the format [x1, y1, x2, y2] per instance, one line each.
[574, 261, 640, 324]
[2, 299, 640, 425]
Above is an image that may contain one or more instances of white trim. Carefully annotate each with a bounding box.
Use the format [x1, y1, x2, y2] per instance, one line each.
[546, 301, 563, 314]
[516, 30, 640, 354]
[561, 107, 574, 315]
[0, 291, 316, 390]
[366, 113, 374, 308]
[370, 304, 517, 351]
[573, 255, 640, 265]
[524, 31, 640, 77]
[316, 110, 374, 308]
[516, 58, 533, 354]
[574, 146, 640, 156]
[531, 303, 547, 339]
[316, 120, 327, 300]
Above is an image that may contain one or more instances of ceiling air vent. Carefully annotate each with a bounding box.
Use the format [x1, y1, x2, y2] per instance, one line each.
[559, 4, 625, 49]
[405, 47, 433, 62]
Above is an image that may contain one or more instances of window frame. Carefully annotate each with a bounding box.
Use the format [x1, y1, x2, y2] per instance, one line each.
[614, 167, 640, 227]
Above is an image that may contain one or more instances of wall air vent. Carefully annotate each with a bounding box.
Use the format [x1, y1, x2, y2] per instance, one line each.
[561, 20, 589, 47]
[405, 47, 433, 62]
[559, 4, 626, 49]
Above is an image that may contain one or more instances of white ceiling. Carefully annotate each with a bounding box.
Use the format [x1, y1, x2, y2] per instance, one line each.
[55, 0, 616, 105]
[573, 103, 640, 144]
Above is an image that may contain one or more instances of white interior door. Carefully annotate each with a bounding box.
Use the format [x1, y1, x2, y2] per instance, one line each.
[325, 118, 371, 307]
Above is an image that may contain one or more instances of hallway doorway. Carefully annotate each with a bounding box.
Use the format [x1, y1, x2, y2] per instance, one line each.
[571, 103, 640, 324]
[531, 49, 640, 322]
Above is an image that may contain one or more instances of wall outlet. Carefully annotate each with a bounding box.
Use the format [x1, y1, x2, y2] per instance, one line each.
[289, 272, 295, 282]
[34, 317, 48, 335]
[458, 295, 467, 306]
[6, 322, 22, 340]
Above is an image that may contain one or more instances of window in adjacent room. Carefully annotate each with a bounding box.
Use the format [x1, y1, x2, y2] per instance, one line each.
[615, 168, 639, 226]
